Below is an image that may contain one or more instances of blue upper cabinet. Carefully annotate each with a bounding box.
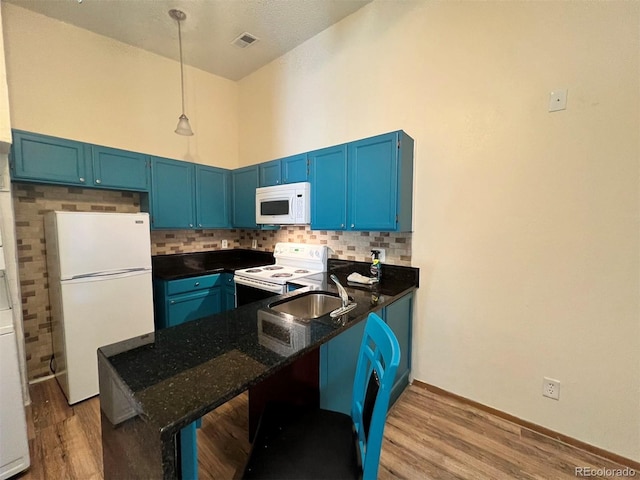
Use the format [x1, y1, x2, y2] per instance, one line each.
[196, 165, 230, 229]
[10, 130, 151, 192]
[91, 146, 149, 191]
[309, 145, 348, 230]
[258, 160, 281, 187]
[281, 153, 308, 184]
[258, 153, 309, 187]
[150, 157, 195, 229]
[151, 160, 232, 230]
[348, 132, 399, 231]
[10, 130, 90, 186]
[232, 165, 259, 228]
[310, 131, 414, 232]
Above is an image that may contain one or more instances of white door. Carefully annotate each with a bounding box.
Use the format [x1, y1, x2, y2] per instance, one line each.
[0, 329, 30, 479]
[59, 270, 154, 404]
[48, 211, 152, 280]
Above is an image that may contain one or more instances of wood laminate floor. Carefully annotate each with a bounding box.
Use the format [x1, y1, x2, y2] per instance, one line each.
[17, 379, 634, 479]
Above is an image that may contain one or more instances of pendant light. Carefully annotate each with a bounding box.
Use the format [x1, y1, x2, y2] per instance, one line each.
[169, 9, 194, 136]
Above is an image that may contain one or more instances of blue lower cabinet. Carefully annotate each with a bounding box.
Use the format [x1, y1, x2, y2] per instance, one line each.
[383, 292, 413, 405]
[153, 274, 223, 329]
[180, 423, 198, 480]
[319, 292, 414, 414]
[319, 317, 367, 414]
[154, 274, 225, 480]
[167, 289, 222, 327]
[223, 273, 236, 311]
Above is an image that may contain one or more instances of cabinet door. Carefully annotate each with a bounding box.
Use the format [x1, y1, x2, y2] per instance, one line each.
[10, 130, 90, 186]
[383, 293, 413, 406]
[281, 154, 308, 184]
[348, 132, 398, 231]
[309, 145, 347, 230]
[92, 146, 149, 191]
[232, 166, 259, 228]
[319, 318, 366, 415]
[224, 287, 235, 311]
[195, 165, 230, 229]
[222, 274, 235, 311]
[151, 157, 195, 229]
[166, 288, 222, 327]
[258, 160, 281, 187]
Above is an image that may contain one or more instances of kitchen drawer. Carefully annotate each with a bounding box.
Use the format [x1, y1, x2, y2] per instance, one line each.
[167, 273, 221, 296]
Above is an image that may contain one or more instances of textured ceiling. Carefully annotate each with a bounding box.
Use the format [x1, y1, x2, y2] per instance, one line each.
[5, 0, 372, 81]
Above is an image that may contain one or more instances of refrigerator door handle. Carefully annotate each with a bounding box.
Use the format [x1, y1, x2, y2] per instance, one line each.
[67, 268, 150, 281]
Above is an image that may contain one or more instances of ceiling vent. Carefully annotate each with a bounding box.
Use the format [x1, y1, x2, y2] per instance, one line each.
[232, 32, 259, 48]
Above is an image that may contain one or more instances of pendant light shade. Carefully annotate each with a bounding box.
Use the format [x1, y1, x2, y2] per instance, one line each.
[175, 114, 193, 136]
[169, 9, 194, 136]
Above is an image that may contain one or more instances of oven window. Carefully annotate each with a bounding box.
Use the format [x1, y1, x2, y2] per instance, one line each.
[236, 283, 280, 307]
[260, 200, 289, 216]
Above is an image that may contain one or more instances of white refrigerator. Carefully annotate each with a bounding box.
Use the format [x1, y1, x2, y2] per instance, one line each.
[44, 211, 155, 405]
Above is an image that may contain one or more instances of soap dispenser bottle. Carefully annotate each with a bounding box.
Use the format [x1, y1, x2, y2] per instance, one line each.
[370, 250, 382, 281]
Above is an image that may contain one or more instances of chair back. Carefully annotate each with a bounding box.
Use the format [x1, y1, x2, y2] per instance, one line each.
[351, 312, 401, 480]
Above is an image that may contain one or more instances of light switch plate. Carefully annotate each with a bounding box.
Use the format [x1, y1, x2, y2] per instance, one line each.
[548, 89, 568, 112]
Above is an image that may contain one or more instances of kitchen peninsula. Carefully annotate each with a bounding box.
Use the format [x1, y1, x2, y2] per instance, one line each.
[98, 259, 418, 479]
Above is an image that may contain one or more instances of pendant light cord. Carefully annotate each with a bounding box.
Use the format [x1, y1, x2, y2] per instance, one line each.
[177, 18, 186, 115]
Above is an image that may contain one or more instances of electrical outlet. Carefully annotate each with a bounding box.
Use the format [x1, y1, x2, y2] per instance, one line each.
[371, 248, 386, 263]
[542, 377, 560, 400]
[252, 240, 257, 249]
[222, 239, 228, 249]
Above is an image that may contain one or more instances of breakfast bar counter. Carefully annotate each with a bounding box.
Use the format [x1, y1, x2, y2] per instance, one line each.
[98, 261, 419, 479]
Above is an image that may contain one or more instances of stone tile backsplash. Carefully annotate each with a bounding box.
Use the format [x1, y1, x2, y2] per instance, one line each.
[13, 184, 411, 380]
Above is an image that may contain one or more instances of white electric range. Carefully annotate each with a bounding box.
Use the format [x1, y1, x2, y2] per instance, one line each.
[234, 243, 328, 304]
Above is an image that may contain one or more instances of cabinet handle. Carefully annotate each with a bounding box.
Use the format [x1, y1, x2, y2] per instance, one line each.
[351, 224, 355, 228]
[198, 224, 202, 227]
[95, 179, 101, 184]
[79, 177, 85, 183]
[170, 300, 175, 305]
[340, 223, 345, 228]
[194, 282, 200, 286]
[189, 223, 193, 228]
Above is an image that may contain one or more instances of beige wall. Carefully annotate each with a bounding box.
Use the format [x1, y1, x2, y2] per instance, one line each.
[2, 3, 238, 168]
[238, 1, 640, 462]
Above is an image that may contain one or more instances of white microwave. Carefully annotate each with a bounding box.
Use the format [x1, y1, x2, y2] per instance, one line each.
[255, 182, 311, 225]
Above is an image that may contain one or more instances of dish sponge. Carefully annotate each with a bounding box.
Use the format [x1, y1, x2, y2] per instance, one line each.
[347, 272, 379, 285]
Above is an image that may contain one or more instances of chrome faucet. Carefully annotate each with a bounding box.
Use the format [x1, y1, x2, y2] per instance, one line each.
[330, 274, 349, 308]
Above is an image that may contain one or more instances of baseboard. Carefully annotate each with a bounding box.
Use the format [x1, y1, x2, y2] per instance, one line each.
[29, 374, 55, 385]
[412, 380, 640, 471]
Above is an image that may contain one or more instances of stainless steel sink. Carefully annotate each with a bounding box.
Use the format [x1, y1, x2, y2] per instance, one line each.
[269, 292, 343, 319]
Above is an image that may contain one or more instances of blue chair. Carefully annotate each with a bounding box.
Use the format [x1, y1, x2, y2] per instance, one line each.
[242, 312, 401, 480]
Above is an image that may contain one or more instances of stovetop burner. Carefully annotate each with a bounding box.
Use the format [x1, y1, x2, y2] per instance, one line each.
[234, 243, 328, 287]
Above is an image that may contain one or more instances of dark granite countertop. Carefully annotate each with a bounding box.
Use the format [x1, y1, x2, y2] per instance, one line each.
[152, 248, 275, 280]
[98, 260, 418, 437]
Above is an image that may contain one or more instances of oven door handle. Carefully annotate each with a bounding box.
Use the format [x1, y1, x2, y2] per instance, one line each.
[234, 276, 285, 294]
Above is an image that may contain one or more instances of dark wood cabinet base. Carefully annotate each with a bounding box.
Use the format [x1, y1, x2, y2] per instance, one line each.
[248, 348, 320, 441]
